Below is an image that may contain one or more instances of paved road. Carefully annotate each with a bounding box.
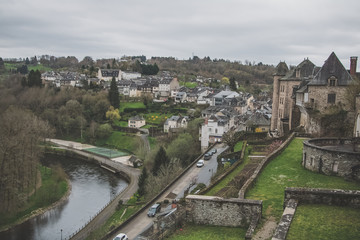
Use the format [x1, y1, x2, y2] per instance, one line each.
[111, 144, 227, 240]
[47, 139, 140, 240]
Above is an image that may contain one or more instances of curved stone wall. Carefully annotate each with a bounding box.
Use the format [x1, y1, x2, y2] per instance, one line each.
[302, 138, 360, 181]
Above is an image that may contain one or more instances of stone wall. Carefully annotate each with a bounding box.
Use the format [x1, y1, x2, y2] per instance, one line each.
[284, 187, 360, 208]
[303, 138, 360, 181]
[308, 85, 351, 112]
[185, 195, 262, 227]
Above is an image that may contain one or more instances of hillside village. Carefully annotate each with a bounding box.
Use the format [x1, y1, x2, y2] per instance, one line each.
[1, 52, 360, 240]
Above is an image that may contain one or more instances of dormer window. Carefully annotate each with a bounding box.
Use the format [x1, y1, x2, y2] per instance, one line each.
[328, 76, 337, 86]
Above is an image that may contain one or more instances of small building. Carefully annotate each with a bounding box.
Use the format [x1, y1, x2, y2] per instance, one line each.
[128, 115, 146, 128]
[98, 69, 122, 81]
[164, 116, 189, 133]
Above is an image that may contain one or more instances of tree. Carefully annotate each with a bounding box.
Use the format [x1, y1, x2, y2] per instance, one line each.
[27, 69, 42, 87]
[108, 77, 120, 108]
[138, 167, 148, 196]
[166, 133, 196, 167]
[0, 57, 4, 70]
[96, 123, 112, 139]
[222, 128, 240, 152]
[106, 106, 120, 123]
[230, 77, 237, 91]
[152, 146, 169, 176]
[17, 65, 28, 74]
[0, 107, 54, 214]
[25, 57, 30, 65]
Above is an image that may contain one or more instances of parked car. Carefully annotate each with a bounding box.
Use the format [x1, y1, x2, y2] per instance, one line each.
[211, 149, 217, 154]
[147, 203, 161, 217]
[113, 233, 128, 240]
[204, 153, 211, 160]
[197, 159, 205, 167]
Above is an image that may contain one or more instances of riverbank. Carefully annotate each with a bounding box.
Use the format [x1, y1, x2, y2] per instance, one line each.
[0, 165, 72, 232]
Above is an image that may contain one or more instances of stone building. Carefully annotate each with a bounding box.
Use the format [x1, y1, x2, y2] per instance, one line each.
[271, 52, 358, 137]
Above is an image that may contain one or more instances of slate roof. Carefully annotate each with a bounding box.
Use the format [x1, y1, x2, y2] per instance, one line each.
[275, 61, 289, 76]
[129, 115, 144, 121]
[281, 59, 316, 80]
[308, 52, 353, 86]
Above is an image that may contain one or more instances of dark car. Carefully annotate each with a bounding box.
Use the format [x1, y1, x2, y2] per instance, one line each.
[211, 149, 217, 154]
[147, 203, 161, 217]
[204, 153, 211, 160]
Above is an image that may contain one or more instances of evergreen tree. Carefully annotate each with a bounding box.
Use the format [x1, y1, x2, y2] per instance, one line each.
[25, 57, 30, 65]
[0, 57, 4, 69]
[108, 76, 120, 108]
[230, 77, 237, 91]
[138, 167, 148, 196]
[27, 69, 42, 87]
[152, 146, 169, 176]
[107, 63, 111, 69]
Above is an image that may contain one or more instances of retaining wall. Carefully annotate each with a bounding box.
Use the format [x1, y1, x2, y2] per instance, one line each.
[185, 195, 262, 227]
[238, 132, 296, 198]
[284, 187, 360, 208]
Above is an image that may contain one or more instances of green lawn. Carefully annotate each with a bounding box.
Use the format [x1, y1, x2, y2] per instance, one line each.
[180, 81, 198, 88]
[245, 138, 360, 220]
[113, 120, 128, 127]
[98, 131, 139, 153]
[234, 141, 243, 152]
[119, 102, 146, 112]
[144, 112, 171, 125]
[166, 224, 246, 240]
[287, 204, 360, 240]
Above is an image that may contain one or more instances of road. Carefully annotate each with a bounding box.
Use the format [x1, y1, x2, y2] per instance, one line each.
[111, 144, 227, 240]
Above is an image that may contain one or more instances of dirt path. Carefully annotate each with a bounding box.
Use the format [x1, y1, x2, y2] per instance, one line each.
[252, 217, 278, 240]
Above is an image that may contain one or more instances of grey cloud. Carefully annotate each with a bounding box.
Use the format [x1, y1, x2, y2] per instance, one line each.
[0, 0, 359, 68]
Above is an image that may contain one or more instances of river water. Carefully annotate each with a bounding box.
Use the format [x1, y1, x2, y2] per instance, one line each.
[0, 155, 128, 240]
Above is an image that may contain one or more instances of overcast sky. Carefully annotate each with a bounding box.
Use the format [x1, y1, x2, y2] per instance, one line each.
[1, 0, 359, 68]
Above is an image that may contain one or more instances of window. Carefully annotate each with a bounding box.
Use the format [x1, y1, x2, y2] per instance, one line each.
[310, 156, 314, 166]
[310, 98, 314, 103]
[280, 97, 284, 105]
[280, 85, 285, 92]
[215, 128, 218, 134]
[327, 93, 336, 104]
[328, 76, 337, 86]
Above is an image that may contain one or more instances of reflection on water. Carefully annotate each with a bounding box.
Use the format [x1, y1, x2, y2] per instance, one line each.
[0, 155, 128, 240]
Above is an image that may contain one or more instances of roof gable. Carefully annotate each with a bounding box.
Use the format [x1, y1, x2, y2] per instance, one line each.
[309, 52, 352, 86]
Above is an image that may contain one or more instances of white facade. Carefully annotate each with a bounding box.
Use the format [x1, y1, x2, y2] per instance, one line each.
[128, 116, 146, 128]
[164, 116, 188, 132]
[122, 72, 141, 80]
[200, 117, 230, 151]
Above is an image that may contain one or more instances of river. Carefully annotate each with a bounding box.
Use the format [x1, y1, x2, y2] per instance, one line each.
[0, 155, 128, 240]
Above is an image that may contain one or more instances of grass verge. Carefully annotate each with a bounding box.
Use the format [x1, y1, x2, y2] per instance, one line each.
[165, 224, 246, 240]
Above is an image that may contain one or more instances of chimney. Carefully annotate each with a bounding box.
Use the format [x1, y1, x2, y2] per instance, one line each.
[350, 56, 358, 76]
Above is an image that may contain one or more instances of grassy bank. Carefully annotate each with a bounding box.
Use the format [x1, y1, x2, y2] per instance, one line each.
[0, 165, 68, 229]
[85, 196, 144, 240]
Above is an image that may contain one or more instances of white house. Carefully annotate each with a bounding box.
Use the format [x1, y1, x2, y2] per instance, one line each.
[164, 116, 189, 132]
[200, 115, 231, 151]
[128, 115, 146, 128]
[122, 71, 141, 80]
